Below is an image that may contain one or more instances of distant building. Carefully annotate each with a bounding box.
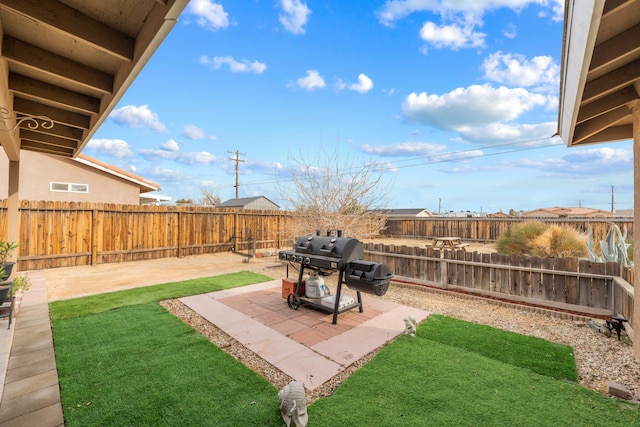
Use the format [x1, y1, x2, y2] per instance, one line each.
[522, 207, 613, 219]
[488, 210, 511, 218]
[218, 196, 280, 210]
[372, 208, 433, 218]
[443, 210, 486, 218]
[614, 209, 634, 218]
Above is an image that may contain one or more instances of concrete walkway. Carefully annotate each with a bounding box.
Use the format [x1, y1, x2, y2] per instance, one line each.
[0, 270, 63, 426]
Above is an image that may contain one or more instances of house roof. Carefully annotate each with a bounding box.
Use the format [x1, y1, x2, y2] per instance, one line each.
[523, 206, 613, 217]
[218, 196, 280, 208]
[75, 153, 160, 193]
[0, 1, 189, 161]
[371, 208, 431, 217]
[558, 0, 640, 147]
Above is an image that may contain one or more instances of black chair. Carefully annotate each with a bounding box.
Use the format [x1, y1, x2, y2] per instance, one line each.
[0, 280, 14, 329]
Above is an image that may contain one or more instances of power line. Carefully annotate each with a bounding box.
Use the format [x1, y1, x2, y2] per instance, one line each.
[237, 134, 560, 187]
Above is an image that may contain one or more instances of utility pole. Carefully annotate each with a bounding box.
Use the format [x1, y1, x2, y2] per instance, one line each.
[228, 150, 245, 199]
[611, 185, 615, 213]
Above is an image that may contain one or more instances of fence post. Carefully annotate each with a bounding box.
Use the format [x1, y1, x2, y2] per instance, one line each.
[91, 208, 98, 266]
[440, 256, 448, 290]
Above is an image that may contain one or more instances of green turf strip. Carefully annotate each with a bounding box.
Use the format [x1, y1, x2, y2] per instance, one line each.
[50, 271, 272, 320]
[54, 303, 283, 426]
[309, 326, 639, 426]
[418, 314, 577, 381]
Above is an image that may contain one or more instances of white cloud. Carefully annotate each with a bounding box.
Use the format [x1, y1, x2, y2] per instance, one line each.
[457, 121, 558, 145]
[139, 146, 219, 165]
[401, 84, 547, 130]
[187, 0, 230, 31]
[182, 124, 217, 141]
[419, 21, 485, 50]
[482, 51, 559, 91]
[348, 74, 374, 94]
[245, 160, 285, 176]
[376, 0, 560, 27]
[518, 147, 632, 176]
[139, 148, 177, 160]
[86, 138, 134, 159]
[279, 0, 311, 34]
[200, 55, 266, 74]
[162, 139, 180, 152]
[360, 141, 447, 157]
[292, 70, 326, 90]
[109, 105, 166, 132]
[146, 167, 191, 181]
[175, 151, 218, 165]
[503, 24, 517, 39]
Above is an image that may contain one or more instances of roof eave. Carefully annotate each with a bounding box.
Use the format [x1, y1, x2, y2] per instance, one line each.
[558, 0, 606, 147]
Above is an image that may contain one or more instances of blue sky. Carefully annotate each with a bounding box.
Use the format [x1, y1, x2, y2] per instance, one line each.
[86, 0, 633, 213]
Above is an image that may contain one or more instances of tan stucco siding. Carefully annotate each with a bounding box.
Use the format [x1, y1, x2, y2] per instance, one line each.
[0, 151, 141, 204]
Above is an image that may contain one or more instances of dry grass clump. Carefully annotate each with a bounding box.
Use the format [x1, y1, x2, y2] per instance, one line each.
[530, 224, 588, 258]
[497, 221, 588, 258]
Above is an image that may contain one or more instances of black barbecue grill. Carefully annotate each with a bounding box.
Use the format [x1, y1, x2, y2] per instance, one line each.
[279, 231, 393, 324]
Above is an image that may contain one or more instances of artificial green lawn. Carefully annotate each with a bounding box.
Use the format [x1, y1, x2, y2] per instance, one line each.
[52, 273, 640, 426]
[50, 270, 272, 320]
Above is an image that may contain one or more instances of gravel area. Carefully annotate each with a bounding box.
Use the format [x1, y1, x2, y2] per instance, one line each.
[163, 261, 640, 403]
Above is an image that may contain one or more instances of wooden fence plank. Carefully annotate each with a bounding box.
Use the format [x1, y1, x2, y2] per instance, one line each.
[553, 258, 567, 303]
[564, 257, 579, 305]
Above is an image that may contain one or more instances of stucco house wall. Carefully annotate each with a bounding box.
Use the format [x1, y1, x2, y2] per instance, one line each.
[0, 151, 149, 204]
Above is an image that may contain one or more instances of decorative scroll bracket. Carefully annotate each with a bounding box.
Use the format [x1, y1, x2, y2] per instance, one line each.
[0, 107, 54, 132]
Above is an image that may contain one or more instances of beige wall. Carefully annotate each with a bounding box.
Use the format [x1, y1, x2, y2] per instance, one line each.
[0, 150, 141, 204]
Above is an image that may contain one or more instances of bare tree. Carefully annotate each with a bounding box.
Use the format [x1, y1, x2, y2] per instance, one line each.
[278, 146, 390, 240]
[200, 187, 221, 207]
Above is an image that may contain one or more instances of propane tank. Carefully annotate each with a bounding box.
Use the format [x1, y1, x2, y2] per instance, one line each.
[305, 271, 326, 298]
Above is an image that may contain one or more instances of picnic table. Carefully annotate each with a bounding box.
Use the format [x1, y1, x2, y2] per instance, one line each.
[432, 237, 470, 251]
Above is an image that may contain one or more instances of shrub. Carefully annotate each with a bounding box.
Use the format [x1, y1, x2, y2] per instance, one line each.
[497, 221, 588, 258]
[496, 220, 547, 255]
[530, 224, 588, 258]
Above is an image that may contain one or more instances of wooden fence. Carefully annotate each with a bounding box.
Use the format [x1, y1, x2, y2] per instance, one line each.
[383, 217, 634, 242]
[364, 243, 635, 338]
[1, 201, 296, 271]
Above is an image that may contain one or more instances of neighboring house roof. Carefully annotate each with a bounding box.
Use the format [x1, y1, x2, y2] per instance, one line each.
[75, 154, 161, 194]
[372, 208, 433, 217]
[218, 196, 280, 210]
[522, 207, 614, 218]
[488, 211, 511, 218]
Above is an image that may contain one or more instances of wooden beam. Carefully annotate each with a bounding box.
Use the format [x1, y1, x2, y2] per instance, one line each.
[0, 21, 19, 160]
[573, 105, 630, 143]
[8, 73, 100, 114]
[14, 97, 91, 129]
[602, 0, 633, 16]
[590, 23, 640, 73]
[20, 128, 79, 150]
[0, 0, 134, 61]
[24, 123, 83, 141]
[572, 124, 633, 145]
[577, 85, 638, 123]
[2, 36, 114, 94]
[633, 103, 640, 361]
[582, 58, 640, 103]
[19, 139, 74, 156]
